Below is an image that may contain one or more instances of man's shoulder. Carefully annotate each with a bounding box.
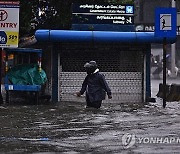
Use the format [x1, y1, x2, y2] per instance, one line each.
[95, 72, 105, 77]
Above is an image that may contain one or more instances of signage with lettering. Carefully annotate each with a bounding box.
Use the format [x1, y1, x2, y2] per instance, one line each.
[135, 24, 155, 32]
[155, 8, 177, 38]
[135, 23, 180, 36]
[72, 3, 134, 25]
[0, 1, 19, 48]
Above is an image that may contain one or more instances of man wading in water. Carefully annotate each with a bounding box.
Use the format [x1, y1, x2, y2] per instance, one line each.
[76, 61, 112, 109]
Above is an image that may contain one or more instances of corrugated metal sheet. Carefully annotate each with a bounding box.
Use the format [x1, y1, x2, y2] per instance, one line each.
[58, 43, 144, 103]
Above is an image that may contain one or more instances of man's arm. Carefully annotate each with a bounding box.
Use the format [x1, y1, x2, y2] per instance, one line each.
[99, 74, 112, 99]
[76, 76, 88, 96]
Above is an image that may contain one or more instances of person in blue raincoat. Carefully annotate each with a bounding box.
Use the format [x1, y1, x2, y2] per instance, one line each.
[76, 61, 112, 109]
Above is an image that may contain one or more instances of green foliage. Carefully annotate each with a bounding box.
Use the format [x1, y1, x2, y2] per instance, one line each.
[19, 1, 37, 37]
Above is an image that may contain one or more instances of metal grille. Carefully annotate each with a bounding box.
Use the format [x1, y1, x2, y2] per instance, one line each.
[58, 43, 144, 103]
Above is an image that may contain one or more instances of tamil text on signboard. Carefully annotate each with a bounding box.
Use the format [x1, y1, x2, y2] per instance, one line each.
[72, 3, 134, 25]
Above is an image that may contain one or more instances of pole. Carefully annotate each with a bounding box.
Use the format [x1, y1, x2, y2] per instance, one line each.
[163, 38, 167, 108]
[171, 0, 176, 78]
[0, 48, 3, 104]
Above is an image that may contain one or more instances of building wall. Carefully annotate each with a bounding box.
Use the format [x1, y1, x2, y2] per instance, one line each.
[135, 0, 180, 71]
[135, 0, 173, 23]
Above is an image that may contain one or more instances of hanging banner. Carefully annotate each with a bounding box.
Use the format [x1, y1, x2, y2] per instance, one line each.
[0, 1, 19, 48]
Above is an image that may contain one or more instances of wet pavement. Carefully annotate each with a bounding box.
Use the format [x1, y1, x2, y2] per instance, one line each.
[1, 79, 180, 153]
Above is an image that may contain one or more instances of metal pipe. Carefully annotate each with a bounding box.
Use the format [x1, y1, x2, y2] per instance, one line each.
[0, 48, 3, 104]
[170, 0, 176, 78]
[35, 30, 177, 44]
[163, 38, 167, 108]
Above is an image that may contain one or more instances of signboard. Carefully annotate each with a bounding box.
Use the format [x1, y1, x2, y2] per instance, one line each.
[135, 24, 155, 32]
[72, 3, 134, 25]
[155, 8, 177, 38]
[0, 1, 19, 48]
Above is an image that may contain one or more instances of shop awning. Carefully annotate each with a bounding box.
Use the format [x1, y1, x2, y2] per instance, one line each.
[35, 30, 176, 44]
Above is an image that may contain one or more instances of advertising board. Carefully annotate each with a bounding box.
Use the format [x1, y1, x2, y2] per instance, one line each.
[0, 1, 19, 48]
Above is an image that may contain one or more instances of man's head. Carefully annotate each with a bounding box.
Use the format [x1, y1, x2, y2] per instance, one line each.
[89, 61, 97, 68]
[84, 60, 98, 74]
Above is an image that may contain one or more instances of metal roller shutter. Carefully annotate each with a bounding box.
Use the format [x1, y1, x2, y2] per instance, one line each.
[58, 43, 145, 103]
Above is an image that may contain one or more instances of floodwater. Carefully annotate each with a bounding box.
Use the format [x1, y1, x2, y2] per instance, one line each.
[1, 79, 180, 153]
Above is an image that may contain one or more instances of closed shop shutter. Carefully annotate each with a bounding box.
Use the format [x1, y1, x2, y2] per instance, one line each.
[58, 43, 145, 103]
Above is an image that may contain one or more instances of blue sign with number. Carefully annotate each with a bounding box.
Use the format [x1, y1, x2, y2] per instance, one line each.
[155, 8, 177, 38]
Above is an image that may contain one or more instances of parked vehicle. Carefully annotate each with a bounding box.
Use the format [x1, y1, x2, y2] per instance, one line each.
[4, 48, 48, 104]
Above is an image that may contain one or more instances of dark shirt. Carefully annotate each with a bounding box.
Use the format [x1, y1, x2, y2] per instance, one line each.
[80, 71, 111, 102]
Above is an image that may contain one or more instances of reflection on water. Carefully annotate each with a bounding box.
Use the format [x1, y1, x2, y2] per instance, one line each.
[1, 100, 180, 153]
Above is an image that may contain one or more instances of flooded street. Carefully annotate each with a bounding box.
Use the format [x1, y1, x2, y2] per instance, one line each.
[1, 79, 180, 153]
